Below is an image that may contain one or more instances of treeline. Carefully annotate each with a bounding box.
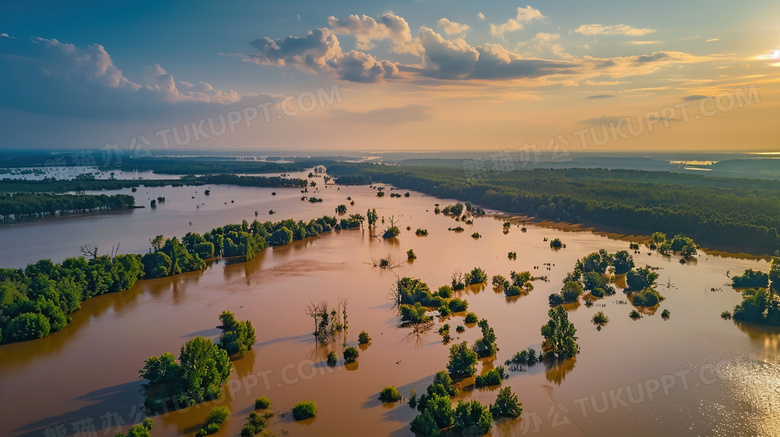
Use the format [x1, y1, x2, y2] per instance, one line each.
[105, 157, 307, 175]
[0, 177, 190, 193]
[0, 215, 341, 344]
[0, 193, 136, 221]
[328, 164, 780, 254]
[198, 174, 307, 188]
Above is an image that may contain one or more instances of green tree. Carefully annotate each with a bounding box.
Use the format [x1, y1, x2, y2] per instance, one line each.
[473, 319, 498, 358]
[9, 312, 50, 341]
[626, 266, 659, 290]
[410, 410, 439, 436]
[541, 306, 579, 359]
[490, 387, 522, 419]
[453, 399, 492, 435]
[612, 250, 635, 275]
[344, 346, 359, 363]
[218, 311, 257, 358]
[447, 341, 478, 379]
[427, 394, 455, 429]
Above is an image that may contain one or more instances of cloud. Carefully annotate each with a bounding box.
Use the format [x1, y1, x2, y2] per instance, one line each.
[625, 40, 662, 45]
[246, 28, 342, 72]
[683, 94, 711, 101]
[437, 18, 470, 35]
[416, 27, 575, 81]
[329, 50, 400, 83]
[574, 24, 655, 36]
[587, 94, 614, 99]
[244, 28, 399, 83]
[477, 12, 485, 21]
[327, 12, 419, 54]
[489, 6, 544, 38]
[0, 36, 240, 118]
[417, 27, 479, 79]
[242, 14, 710, 85]
[705, 38, 720, 43]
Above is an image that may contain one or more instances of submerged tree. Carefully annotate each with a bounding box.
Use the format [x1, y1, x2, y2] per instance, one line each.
[541, 306, 579, 359]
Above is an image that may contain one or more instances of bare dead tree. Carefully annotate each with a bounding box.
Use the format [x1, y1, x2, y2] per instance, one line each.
[80, 245, 99, 260]
[371, 254, 404, 270]
[305, 301, 323, 336]
[110, 242, 121, 260]
[388, 273, 403, 307]
[339, 297, 349, 341]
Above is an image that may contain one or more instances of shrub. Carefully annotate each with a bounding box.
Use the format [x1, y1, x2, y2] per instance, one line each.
[448, 298, 468, 312]
[492, 275, 507, 288]
[464, 312, 478, 324]
[465, 267, 487, 285]
[379, 386, 402, 403]
[207, 406, 230, 425]
[327, 351, 338, 366]
[592, 311, 609, 324]
[550, 238, 563, 248]
[343, 347, 359, 364]
[629, 309, 641, 319]
[456, 325, 465, 333]
[721, 311, 732, 320]
[474, 367, 506, 387]
[358, 331, 371, 344]
[661, 309, 670, 319]
[205, 423, 220, 435]
[632, 287, 664, 307]
[548, 293, 564, 306]
[292, 401, 317, 420]
[255, 396, 271, 410]
[437, 285, 453, 299]
[407, 249, 417, 261]
[438, 305, 452, 317]
[505, 285, 523, 297]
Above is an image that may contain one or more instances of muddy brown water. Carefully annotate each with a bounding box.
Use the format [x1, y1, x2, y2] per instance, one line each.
[0, 181, 777, 437]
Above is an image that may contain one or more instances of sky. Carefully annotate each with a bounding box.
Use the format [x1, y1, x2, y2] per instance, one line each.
[1, 0, 779, 153]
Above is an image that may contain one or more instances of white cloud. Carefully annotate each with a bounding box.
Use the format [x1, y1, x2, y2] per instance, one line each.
[574, 24, 655, 36]
[0, 36, 241, 118]
[477, 12, 485, 21]
[489, 6, 544, 38]
[327, 12, 419, 54]
[437, 18, 471, 35]
[705, 38, 720, 43]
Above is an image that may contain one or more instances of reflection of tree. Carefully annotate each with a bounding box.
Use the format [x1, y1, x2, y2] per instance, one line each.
[401, 325, 430, 348]
[735, 321, 780, 352]
[544, 357, 576, 386]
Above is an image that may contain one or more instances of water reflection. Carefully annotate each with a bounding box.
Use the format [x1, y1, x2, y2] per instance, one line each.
[544, 357, 577, 386]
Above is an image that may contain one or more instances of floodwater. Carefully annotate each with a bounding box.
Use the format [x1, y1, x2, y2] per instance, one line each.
[0, 179, 778, 437]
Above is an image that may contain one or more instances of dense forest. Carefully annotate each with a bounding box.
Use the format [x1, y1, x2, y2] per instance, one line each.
[198, 174, 307, 188]
[0, 193, 136, 221]
[0, 215, 342, 344]
[0, 177, 190, 193]
[328, 163, 780, 254]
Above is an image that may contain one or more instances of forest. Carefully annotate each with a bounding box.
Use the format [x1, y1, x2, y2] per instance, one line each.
[328, 163, 780, 254]
[0, 193, 136, 221]
[0, 214, 341, 344]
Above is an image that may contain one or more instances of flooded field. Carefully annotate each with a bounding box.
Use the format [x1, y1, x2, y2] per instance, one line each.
[0, 180, 777, 437]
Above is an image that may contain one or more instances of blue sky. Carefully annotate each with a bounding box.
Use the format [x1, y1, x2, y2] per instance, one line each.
[1, 0, 778, 151]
